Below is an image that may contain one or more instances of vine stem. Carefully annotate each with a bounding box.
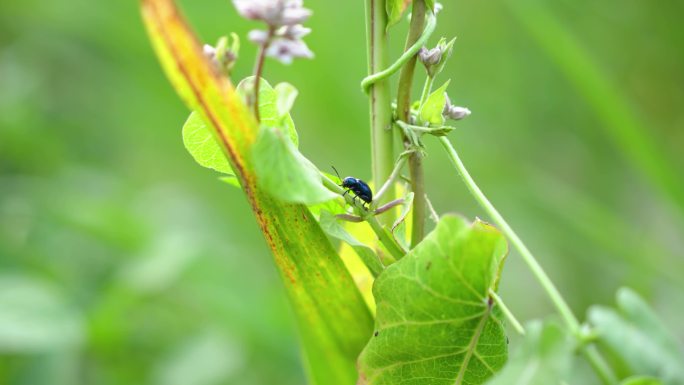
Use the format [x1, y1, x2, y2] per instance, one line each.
[439, 136, 617, 385]
[419, 75, 435, 109]
[252, 27, 274, 122]
[365, 0, 396, 225]
[360, 13, 436, 92]
[373, 153, 409, 204]
[488, 289, 525, 336]
[396, 0, 428, 249]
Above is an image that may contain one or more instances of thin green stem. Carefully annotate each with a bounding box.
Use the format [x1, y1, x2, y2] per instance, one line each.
[251, 27, 274, 121]
[582, 346, 618, 385]
[322, 174, 405, 264]
[365, 0, 396, 225]
[360, 13, 437, 92]
[419, 76, 435, 109]
[397, 0, 428, 249]
[373, 152, 409, 205]
[366, 214, 403, 262]
[438, 136, 617, 385]
[488, 289, 525, 336]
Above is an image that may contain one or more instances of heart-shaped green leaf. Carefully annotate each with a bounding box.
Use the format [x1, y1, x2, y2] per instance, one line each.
[357, 215, 508, 385]
[252, 126, 337, 204]
[183, 111, 234, 175]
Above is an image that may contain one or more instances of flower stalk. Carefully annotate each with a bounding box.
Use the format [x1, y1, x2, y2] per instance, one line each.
[396, 0, 428, 248]
[365, 0, 396, 225]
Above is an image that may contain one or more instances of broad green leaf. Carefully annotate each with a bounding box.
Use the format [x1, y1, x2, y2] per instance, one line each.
[237, 77, 298, 147]
[588, 288, 684, 384]
[252, 126, 337, 204]
[419, 79, 450, 125]
[274, 82, 298, 119]
[141, 2, 373, 384]
[181, 78, 298, 179]
[386, 0, 411, 29]
[621, 377, 664, 385]
[319, 210, 384, 278]
[358, 215, 509, 385]
[486, 320, 574, 385]
[183, 111, 234, 174]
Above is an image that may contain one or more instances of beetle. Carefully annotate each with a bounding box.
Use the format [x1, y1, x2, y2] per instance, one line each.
[332, 166, 373, 207]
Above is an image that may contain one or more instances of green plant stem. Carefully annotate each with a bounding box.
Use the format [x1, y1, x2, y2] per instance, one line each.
[321, 174, 404, 264]
[365, 214, 403, 262]
[488, 289, 525, 336]
[251, 27, 274, 121]
[373, 152, 409, 205]
[439, 136, 617, 385]
[360, 14, 436, 92]
[365, 0, 395, 225]
[419, 75, 435, 108]
[396, 0, 428, 248]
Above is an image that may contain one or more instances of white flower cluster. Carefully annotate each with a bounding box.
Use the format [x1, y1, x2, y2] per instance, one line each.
[233, 0, 314, 64]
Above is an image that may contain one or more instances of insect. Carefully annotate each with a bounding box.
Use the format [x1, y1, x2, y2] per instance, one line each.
[332, 166, 373, 207]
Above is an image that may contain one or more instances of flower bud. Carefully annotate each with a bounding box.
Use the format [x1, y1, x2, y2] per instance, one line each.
[443, 95, 471, 120]
[420, 37, 456, 78]
[419, 47, 442, 66]
[203, 34, 240, 75]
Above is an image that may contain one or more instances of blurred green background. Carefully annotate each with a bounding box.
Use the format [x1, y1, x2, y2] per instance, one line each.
[1, 0, 682, 384]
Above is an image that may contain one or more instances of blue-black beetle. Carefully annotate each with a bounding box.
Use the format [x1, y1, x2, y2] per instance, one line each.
[332, 167, 373, 206]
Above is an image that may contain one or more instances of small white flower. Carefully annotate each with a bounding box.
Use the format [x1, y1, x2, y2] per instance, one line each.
[266, 39, 314, 64]
[278, 24, 311, 40]
[232, 0, 311, 27]
[280, 7, 312, 25]
[202, 44, 216, 59]
[248, 29, 270, 44]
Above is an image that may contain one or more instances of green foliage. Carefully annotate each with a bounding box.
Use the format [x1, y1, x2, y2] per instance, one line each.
[391, 191, 413, 252]
[318, 210, 383, 277]
[183, 111, 234, 175]
[589, 288, 684, 384]
[419, 80, 450, 125]
[141, 2, 374, 384]
[357, 215, 508, 384]
[237, 77, 299, 147]
[252, 126, 337, 204]
[182, 78, 299, 181]
[386, 0, 411, 29]
[486, 321, 574, 385]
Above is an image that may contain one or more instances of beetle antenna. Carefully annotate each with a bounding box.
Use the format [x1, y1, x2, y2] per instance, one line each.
[331, 166, 342, 184]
